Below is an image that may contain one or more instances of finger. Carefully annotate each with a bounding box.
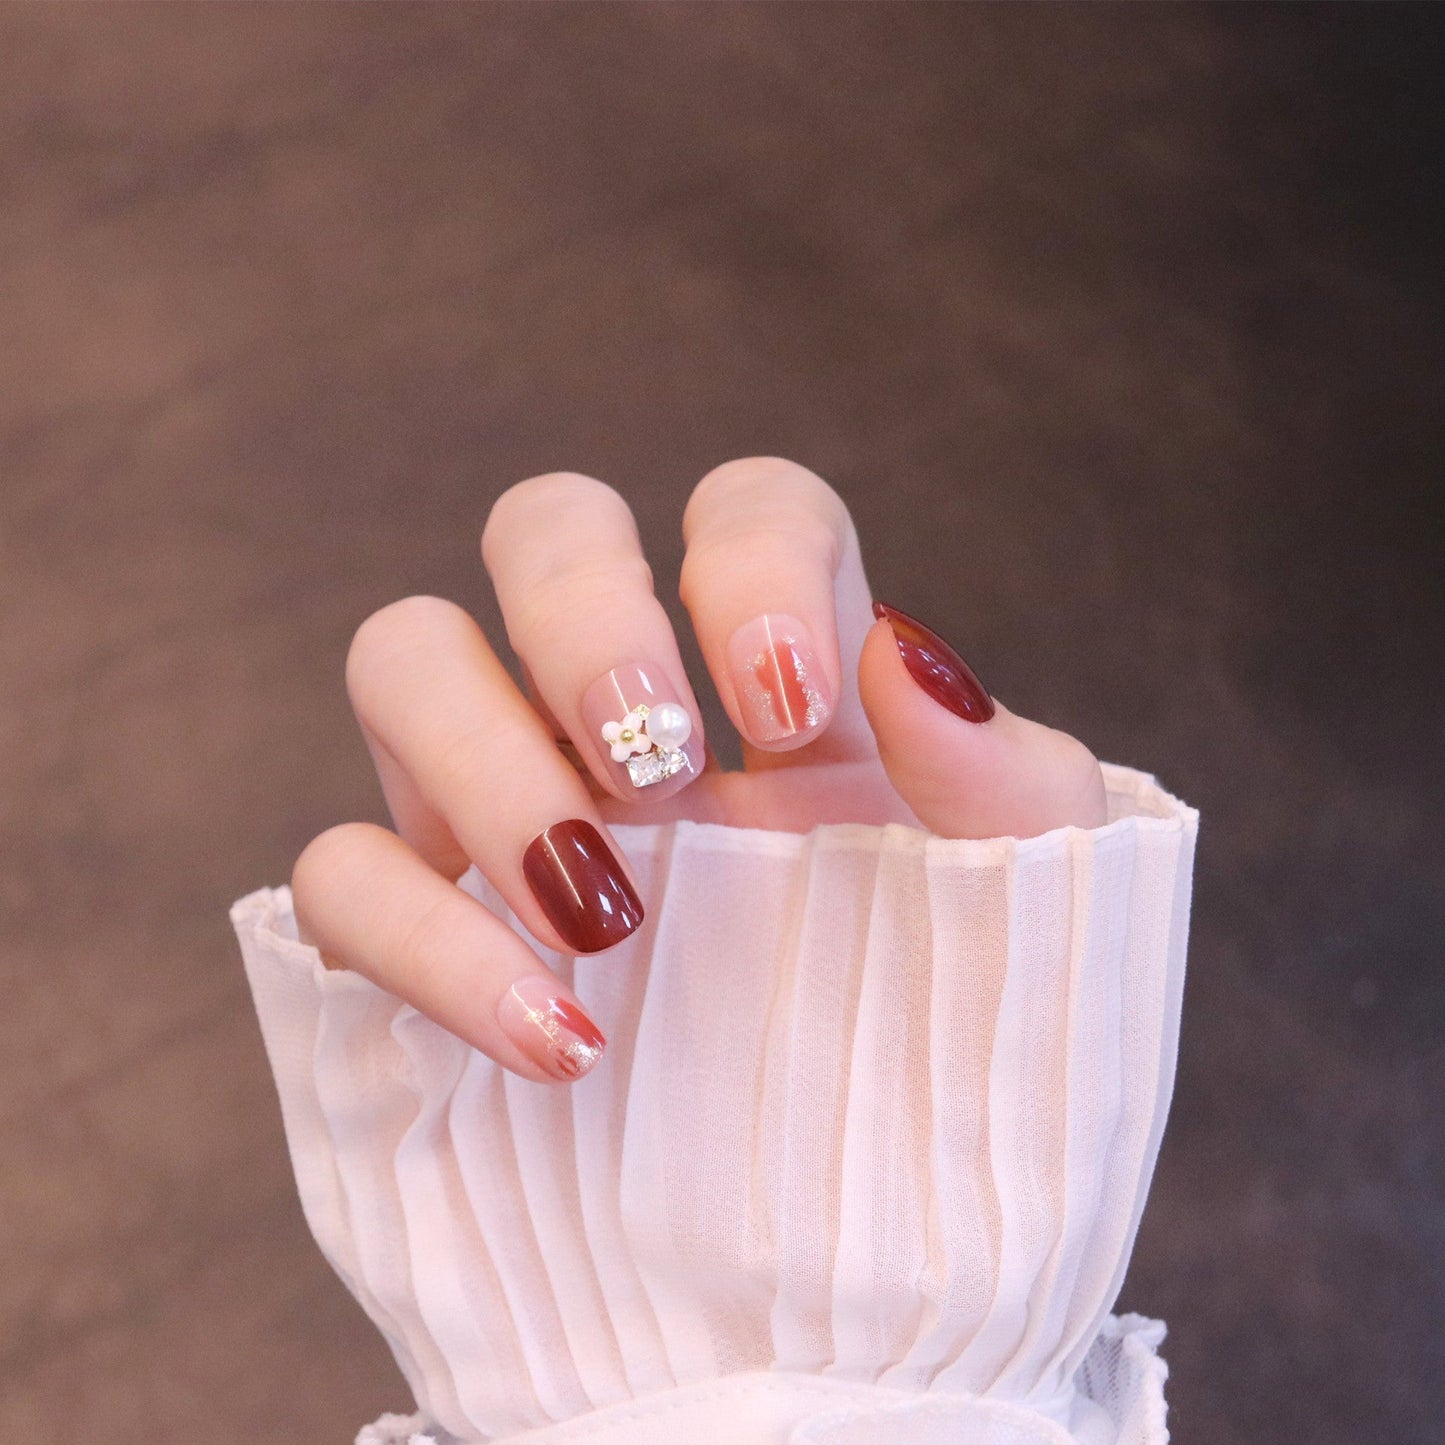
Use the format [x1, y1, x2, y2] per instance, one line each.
[292, 823, 607, 1083]
[346, 595, 644, 955]
[679, 457, 877, 762]
[357, 717, 473, 881]
[482, 473, 705, 805]
[859, 603, 1108, 839]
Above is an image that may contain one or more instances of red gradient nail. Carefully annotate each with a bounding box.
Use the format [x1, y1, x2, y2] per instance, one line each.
[872, 602, 995, 723]
[497, 977, 607, 1081]
[725, 613, 833, 744]
[522, 819, 644, 954]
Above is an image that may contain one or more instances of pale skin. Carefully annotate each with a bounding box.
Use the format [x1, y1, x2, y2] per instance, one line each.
[292, 458, 1107, 1083]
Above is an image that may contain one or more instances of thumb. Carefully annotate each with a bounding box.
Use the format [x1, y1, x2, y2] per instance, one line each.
[859, 603, 1107, 840]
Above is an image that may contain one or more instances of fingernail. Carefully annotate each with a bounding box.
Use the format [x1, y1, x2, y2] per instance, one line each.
[522, 818, 645, 954]
[581, 662, 703, 799]
[872, 602, 995, 723]
[725, 613, 834, 744]
[497, 977, 607, 1081]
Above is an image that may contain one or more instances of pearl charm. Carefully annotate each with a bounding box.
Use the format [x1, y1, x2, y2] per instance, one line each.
[644, 701, 692, 752]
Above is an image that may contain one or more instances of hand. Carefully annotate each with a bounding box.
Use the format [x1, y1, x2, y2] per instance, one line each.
[291, 459, 1106, 1083]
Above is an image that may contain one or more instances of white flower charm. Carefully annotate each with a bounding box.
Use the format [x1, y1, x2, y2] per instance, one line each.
[602, 707, 651, 762]
[600, 701, 693, 788]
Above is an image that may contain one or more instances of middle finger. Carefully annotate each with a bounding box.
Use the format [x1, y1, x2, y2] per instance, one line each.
[482, 472, 707, 805]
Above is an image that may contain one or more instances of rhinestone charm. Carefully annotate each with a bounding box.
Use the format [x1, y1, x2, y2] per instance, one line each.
[603, 700, 692, 788]
[625, 746, 689, 788]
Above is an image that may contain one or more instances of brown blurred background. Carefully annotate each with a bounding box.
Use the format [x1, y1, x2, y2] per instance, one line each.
[1, 5, 1441, 1442]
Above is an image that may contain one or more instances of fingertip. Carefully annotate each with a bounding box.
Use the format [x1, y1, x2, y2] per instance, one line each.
[859, 607, 1104, 839]
[858, 613, 1006, 770]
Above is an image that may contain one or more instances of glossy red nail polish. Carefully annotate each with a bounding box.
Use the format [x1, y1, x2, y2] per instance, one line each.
[523, 819, 644, 954]
[872, 602, 996, 723]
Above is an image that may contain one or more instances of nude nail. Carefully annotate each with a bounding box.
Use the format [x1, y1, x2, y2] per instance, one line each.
[726, 613, 834, 744]
[497, 977, 607, 1081]
[580, 661, 703, 800]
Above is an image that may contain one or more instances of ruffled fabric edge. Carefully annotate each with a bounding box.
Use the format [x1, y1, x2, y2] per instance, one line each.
[235, 762, 1194, 1444]
[230, 762, 1193, 988]
[349, 1313, 1168, 1444]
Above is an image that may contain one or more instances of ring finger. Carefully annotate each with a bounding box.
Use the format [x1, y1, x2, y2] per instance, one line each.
[344, 594, 644, 957]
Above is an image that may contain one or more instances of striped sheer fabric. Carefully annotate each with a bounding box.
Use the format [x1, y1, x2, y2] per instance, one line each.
[233, 764, 1197, 1444]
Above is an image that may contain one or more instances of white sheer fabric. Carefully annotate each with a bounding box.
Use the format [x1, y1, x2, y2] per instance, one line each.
[233, 764, 1197, 1444]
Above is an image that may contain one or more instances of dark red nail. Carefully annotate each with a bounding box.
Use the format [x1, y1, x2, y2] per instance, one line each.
[522, 819, 644, 954]
[872, 602, 996, 724]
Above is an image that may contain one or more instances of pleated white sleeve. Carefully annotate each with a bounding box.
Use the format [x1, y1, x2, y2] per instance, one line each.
[232, 763, 1198, 1445]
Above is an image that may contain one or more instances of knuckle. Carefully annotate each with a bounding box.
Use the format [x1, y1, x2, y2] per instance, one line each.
[392, 891, 462, 985]
[429, 727, 496, 805]
[482, 472, 623, 570]
[682, 458, 853, 589]
[346, 595, 467, 699]
[292, 821, 381, 912]
[483, 475, 653, 633]
[685, 457, 792, 529]
[686, 457, 852, 538]
[1055, 729, 1101, 778]
[514, 552, 655, 646]
[679, 521, 840, 609]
